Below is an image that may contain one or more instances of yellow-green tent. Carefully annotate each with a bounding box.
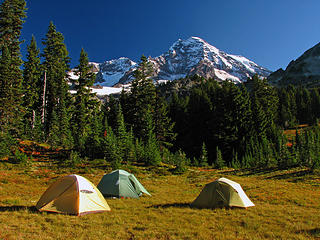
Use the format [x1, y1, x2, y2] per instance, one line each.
[191, 177, 254, 208]
[36, 174, 111, 216]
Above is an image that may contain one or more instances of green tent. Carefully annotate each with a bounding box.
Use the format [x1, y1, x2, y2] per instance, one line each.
[191, 177, 255, 208]
[97, 170, 151, 198]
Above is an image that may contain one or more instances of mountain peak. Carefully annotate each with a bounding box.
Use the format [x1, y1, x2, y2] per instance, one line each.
[94, 37, 271, 86]
[186, 36, 212, 46]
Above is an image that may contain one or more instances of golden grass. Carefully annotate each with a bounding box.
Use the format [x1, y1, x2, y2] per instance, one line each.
[0, 161, 320, 239]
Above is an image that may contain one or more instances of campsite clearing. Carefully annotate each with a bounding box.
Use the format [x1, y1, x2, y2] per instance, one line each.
[0, 161, 320, 239]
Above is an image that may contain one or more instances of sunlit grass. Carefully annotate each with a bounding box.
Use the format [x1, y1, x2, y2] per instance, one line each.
[0, 160, 320, 239]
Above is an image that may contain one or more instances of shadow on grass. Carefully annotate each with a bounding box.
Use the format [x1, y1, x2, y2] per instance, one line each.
[297, 228, 320, 237]
[148, 203, 242, 211]
[148, 203, 191, 209]
[265, 169, 313, 182]
[220, 167, 279, 177]
[0, 205, 38, 213]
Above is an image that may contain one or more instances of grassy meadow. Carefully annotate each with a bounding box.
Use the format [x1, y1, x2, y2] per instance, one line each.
[0, 154, 320, 240]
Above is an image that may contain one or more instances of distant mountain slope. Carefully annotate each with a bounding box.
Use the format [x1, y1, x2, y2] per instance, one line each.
[94, 37, 271, 87]
[94, 57, 136, 86]
[268, 42, 320, 87]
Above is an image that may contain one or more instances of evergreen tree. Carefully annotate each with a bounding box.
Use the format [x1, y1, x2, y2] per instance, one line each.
[277, 87, 297, 128]
[86, 108, 104, 159]
[188, 86, 212, 156]
[121, 55, 175, 150]
[250, 75, 279, 138]
[134, 138, 145, 164]
[71, 48, 99, 153]
[0, 0, 26, 135]
[172, 150, 189, 174]
[310, 88, 320, 125]
[123, 55, 156, 141]
[106, 95, 120, 130]
[143, 108, 161, 166]
[168, 92, 189, 152]
[211, 81, 252, 162]
[41, 22, 72, 148]
[214, 146, 225, 169]
[104, 124, 122, 169]
[295, 128, 307, 166]
[278, 141, 295, 169]
[125, 127, 136, 164]
[295, 87, 312, 124]
[251, 92, 268, 140]
[114, 104, 129, 161]
[22, 35, 42, 138]
[260, 136, 276, 167]
[153, 93, 176, 149]
[241, 151, 254, 168]
[230, 149, 241, 169]
[310, 127, 320, 170]
[199, 142, 208, 167]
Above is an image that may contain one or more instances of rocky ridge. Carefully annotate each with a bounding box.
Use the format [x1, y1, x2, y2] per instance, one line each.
[94, 37, 271, 86]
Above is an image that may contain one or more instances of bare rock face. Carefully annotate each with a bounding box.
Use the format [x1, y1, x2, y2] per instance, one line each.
[268, 42, 320, 86]
[94, 37, 271, 86]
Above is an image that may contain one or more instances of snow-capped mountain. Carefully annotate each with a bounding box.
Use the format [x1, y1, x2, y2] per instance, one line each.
[94, 37, 271, 86]
[95, 57, 136, 86]
[268, 42, 320, 87]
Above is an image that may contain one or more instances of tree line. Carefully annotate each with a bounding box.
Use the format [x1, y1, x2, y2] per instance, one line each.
[0, 0, 319, 171]
[164, 75, 320, 169]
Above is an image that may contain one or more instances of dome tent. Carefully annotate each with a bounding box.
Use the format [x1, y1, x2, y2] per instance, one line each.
[36, 174, 111, 216]
[97, 170, 151, 198]
[191, 177, 254, 209]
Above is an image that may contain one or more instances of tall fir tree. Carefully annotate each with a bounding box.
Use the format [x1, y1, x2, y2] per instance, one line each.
[251, 75, 279, 138]
[103, 123, 122, 169]
[310, 88, 320, 125]
[143, 107, 161, 166]
[277, 87, 297, 128]
[153, 93, 176, 149]
[41, 22, 72, 148]
[71, 48, 99, 153]
[123, 55, 156, 141]
[214, 146, 225, 169]
[86, 108, 104, 159]
[115, 104, 128, 160]
[186, 84, 212, 159]
[22, 35, 42, 138]
[199, 142, 208, 167]
[168, 92, 189, 152]
[121, 55, 175, 150]
[251, 92, 268, 140]
[0, 0, 26, 135]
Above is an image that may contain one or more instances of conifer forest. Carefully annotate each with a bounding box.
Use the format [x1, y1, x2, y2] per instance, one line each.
[1, 0, 320, 173]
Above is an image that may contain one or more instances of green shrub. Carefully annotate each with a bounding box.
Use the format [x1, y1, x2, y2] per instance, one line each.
[172, 150, 189, 174]
[63, 150, 82, 167]
[13, 149, 31, 167]
[0, 132, 16, 159]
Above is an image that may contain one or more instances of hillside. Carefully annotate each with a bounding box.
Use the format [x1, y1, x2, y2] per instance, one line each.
[268, 42, 320, 87]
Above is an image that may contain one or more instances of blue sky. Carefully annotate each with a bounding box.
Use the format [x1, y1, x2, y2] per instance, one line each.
[21, 0, 320, 71]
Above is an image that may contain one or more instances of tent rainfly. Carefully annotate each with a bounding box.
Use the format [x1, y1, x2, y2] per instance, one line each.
[191, 177, 255, 208]
[97, 170, 151, 198]
[36, 174, 111, 216]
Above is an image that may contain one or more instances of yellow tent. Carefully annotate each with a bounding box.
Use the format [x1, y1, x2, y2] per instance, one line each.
[36, 174, 111, 216]
[191, 177, 254, 209]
